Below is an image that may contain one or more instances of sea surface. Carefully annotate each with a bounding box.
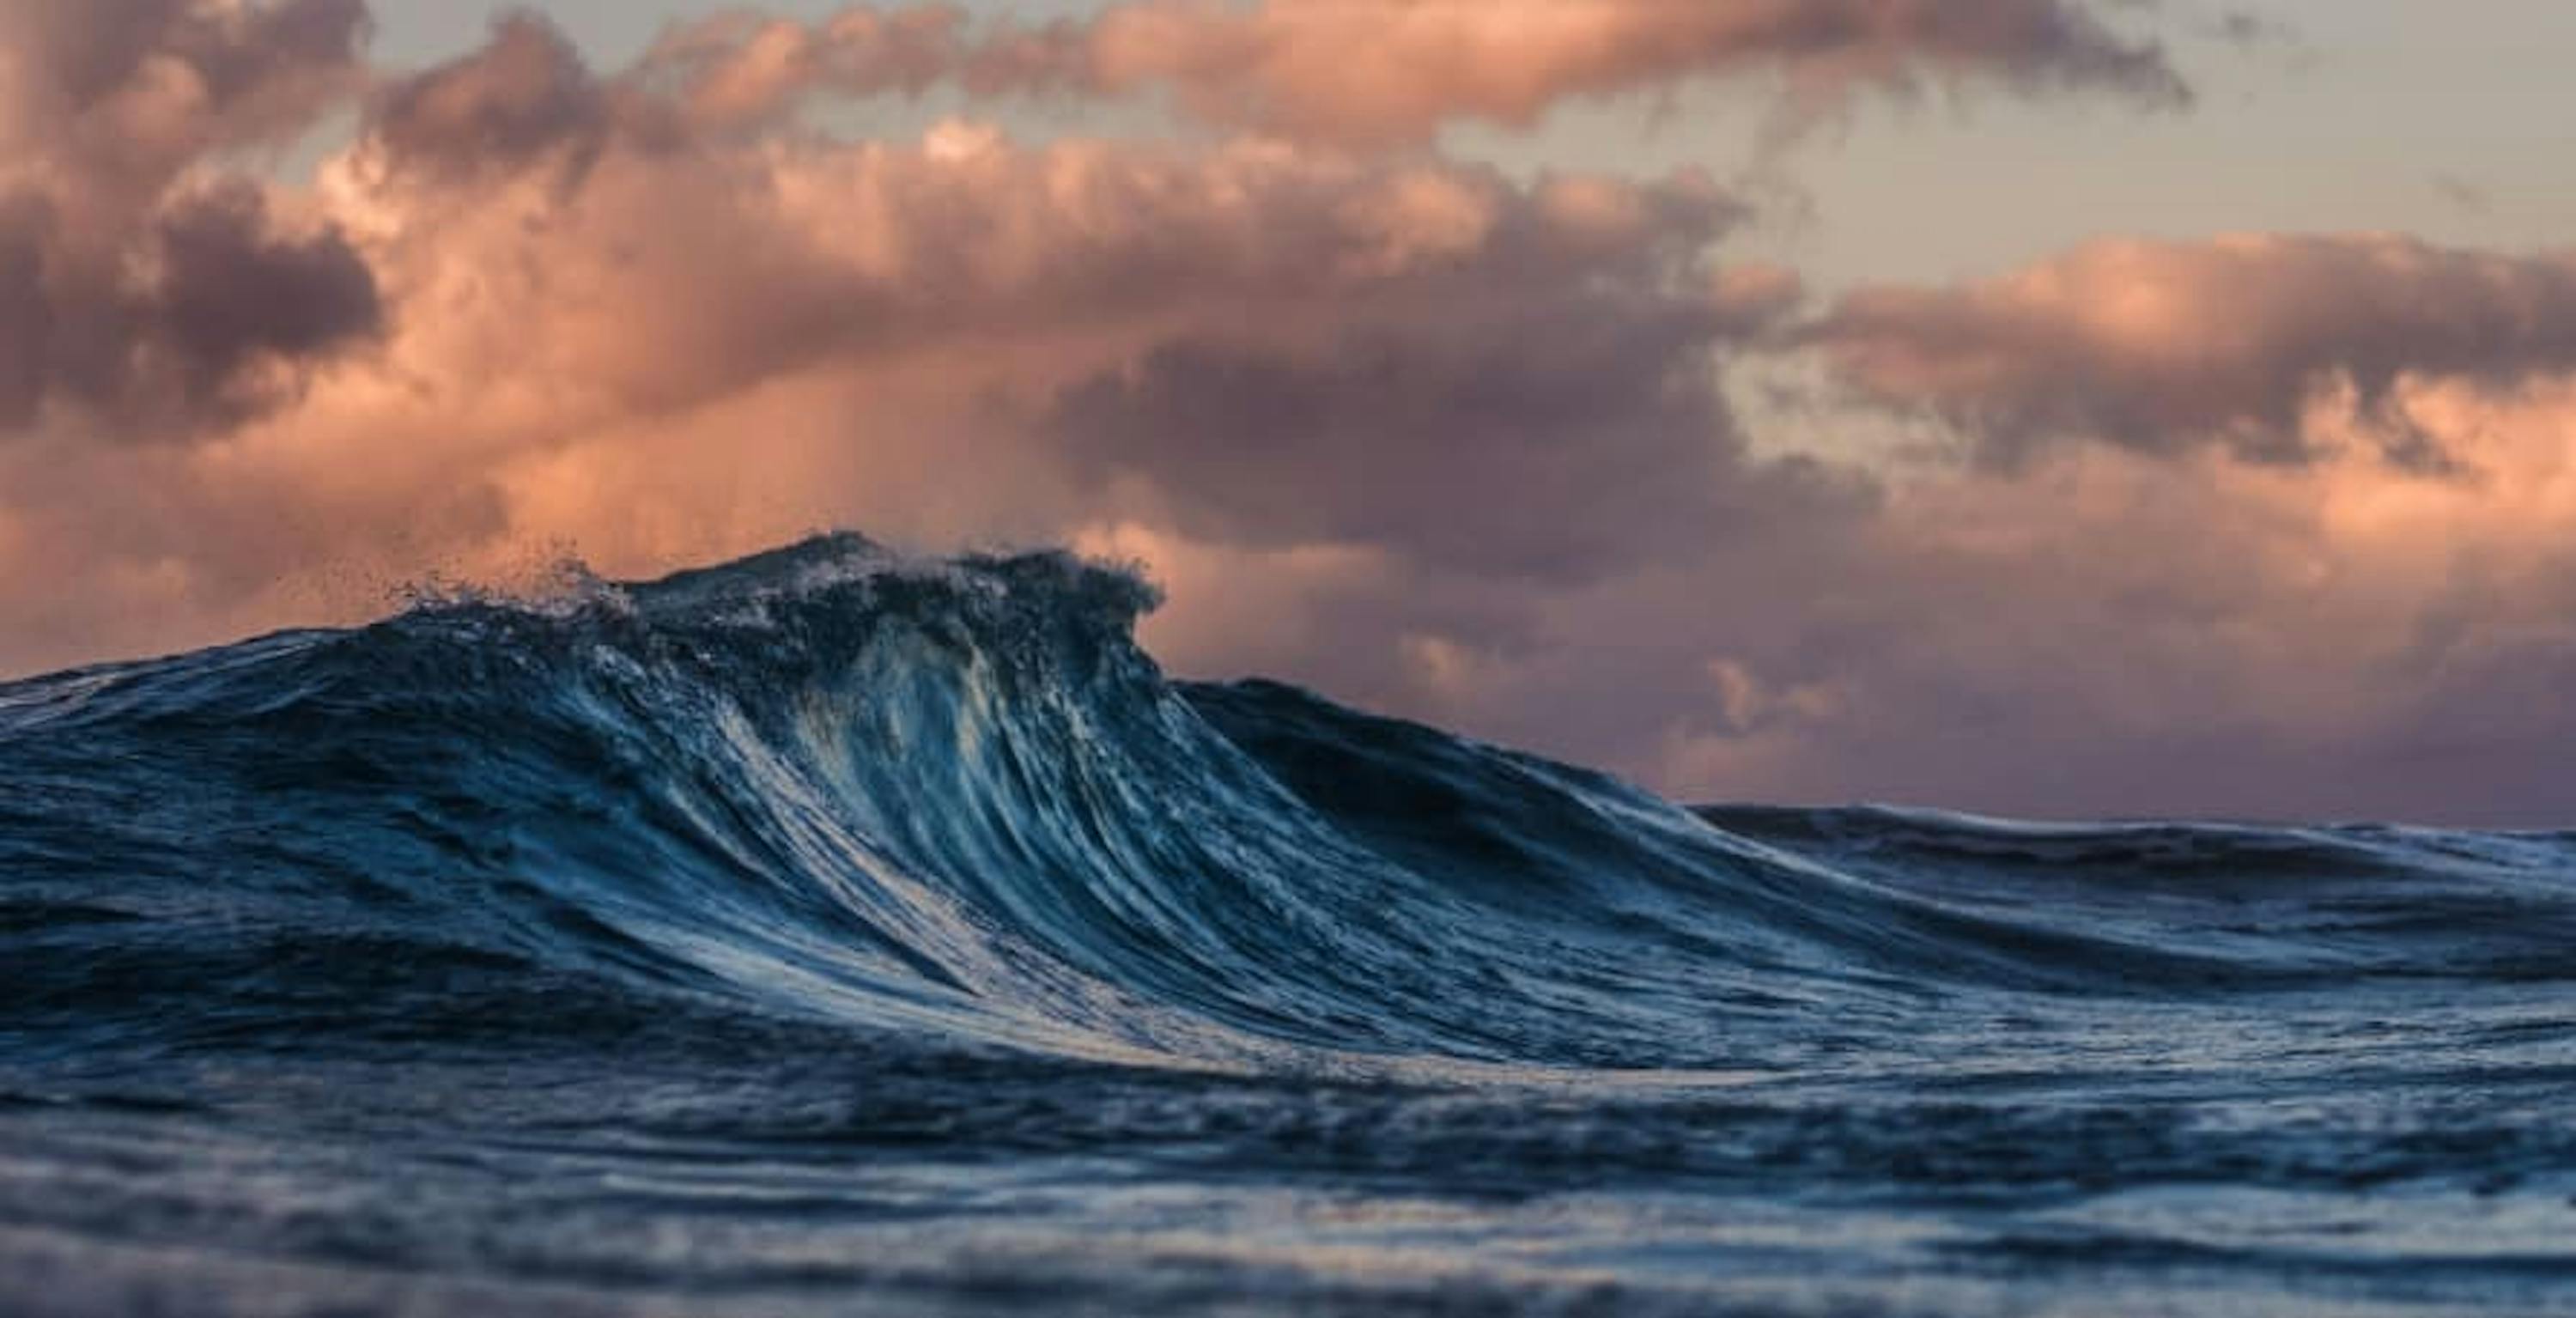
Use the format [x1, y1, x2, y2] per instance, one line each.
[3, 535, 2573, 1316]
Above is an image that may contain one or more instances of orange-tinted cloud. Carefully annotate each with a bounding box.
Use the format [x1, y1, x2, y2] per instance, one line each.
[639, 0, 2186, 144]
[0, 13, 1801, 667]
[635, 5, 967, 131]
[1807, 234, 2576, 465]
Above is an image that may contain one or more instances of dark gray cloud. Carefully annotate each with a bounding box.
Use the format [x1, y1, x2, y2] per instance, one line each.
[149, 185, 384, 414]
[0, 182, 380, 438]
[1051, 291, 1819, 580]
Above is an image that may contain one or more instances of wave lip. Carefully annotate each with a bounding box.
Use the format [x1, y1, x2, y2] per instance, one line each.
[7, 534, 2576, 1077]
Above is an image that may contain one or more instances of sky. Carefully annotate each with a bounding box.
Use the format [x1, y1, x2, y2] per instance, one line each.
[3, 0, 2576, 823]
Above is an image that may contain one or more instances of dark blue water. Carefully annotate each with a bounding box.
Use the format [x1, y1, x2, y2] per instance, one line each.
[4, 534, 2574, 1316]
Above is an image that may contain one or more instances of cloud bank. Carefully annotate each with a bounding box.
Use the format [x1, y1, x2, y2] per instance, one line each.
[9, 3, 2576, 823]
[1808, 234, 2576, 466]
[637, 0, 2189, 143]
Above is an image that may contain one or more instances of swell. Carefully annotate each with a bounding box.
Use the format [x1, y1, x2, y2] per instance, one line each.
[3, 534, 2573, 1075]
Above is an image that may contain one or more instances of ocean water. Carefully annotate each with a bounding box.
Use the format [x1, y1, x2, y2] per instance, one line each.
[3, 534, 2573, 1316]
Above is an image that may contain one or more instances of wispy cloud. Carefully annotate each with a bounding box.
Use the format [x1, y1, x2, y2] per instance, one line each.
[637, 0, 2190, 143]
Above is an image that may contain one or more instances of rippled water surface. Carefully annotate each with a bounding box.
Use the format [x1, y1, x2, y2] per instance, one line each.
[3, 536, 2573, 1315]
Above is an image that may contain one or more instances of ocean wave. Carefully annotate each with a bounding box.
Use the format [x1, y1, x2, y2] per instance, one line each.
[8, 534, 2576, 1078]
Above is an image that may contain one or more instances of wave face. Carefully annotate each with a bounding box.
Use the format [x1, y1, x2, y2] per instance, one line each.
[4, 534, 2575, 1316]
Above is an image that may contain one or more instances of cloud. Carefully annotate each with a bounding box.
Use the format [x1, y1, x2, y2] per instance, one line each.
[366, 12, 623, 182]
[1805, 234, 2576, 465]
[118, 182, 380, 426]
[1042, 182, 1812, 579]
[13, 7, 2576, 824]
[1067, 240, 2576, 822]
[1125, 380, 2576, 825]
[1048, 314, 1745, 580]
[0, 183, 382, 439]
[0, 0, 368, 182]
[637, 0, 2188, 144]
[1656, 386, 2576, 823]
[0, 11, 1809, 672]
[340, 53, 1773, 434]
[0, 0, 379, 442]
[634, 5, 966, 131]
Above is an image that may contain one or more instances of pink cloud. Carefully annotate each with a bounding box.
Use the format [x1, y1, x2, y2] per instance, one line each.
[0, 13, 1796, 666]
[638, 0, 2186, 144]
[1806, 234, 2576, 465]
